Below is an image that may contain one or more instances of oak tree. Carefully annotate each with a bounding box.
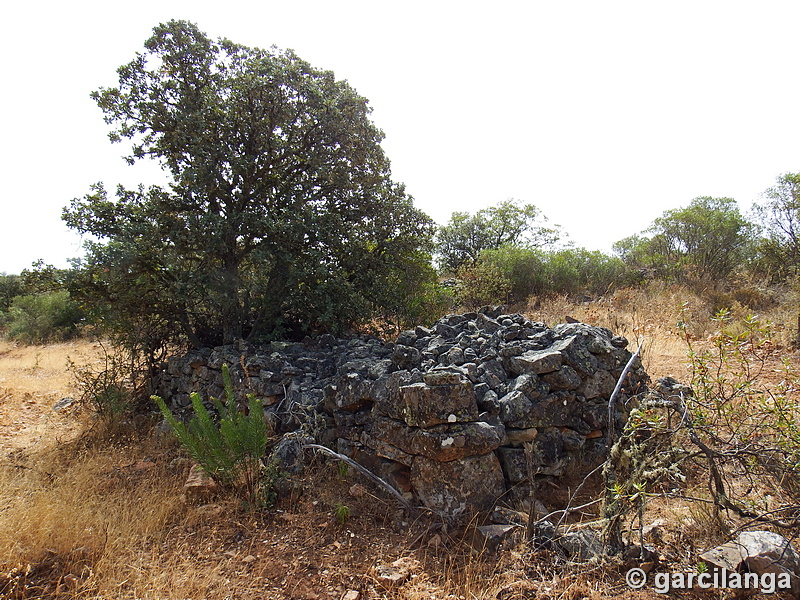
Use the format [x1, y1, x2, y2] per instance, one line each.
[64, 20, 436, 348]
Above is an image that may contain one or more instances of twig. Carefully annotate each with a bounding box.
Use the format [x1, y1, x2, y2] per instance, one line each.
[606, 338, 644, 447]
[302, 443, 415, 514]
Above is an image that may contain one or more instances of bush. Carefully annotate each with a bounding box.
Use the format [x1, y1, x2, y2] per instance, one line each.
[680, 309, 800, 497]
[6, 291, 83, 344]
[454, 260, 511, 309]
[479, 246, 640, 303]
[480, 246, 545, 301]
[68, 342, 140, 421]
[153, 364, 274, 505]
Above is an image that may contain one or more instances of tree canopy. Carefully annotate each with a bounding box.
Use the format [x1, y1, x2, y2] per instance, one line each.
[752, 172, 800, 279]
[64, 20, 436, 349]
[614, 197, 754, 281]
[435, 199, 560, 272]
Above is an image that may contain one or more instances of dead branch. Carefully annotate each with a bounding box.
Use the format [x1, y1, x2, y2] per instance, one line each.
[302, 443, 415, 514]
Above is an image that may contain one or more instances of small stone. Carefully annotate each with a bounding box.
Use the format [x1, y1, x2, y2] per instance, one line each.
[183, 463, 219, 503]
[348, 483, 367, 498]
[374, 557, 417, 588]
[342, 591, 360, 600]
[557, 529, 603, 561]
[242, 554, 257, 564]
[52, 397, 75, 412]
[505, 427, 539, 445]
[472, 524, 520, 552]
[423, 370, 465, 386]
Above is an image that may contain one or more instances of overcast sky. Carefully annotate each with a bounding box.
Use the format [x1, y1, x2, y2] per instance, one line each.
[2, 1, 799, 274]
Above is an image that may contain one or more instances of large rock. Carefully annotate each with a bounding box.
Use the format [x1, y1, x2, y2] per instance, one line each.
[398, 379, 480, 428]
[506, 349, 562, 376]
[411, 453, 506, 515]
[365, 417, 504, 462]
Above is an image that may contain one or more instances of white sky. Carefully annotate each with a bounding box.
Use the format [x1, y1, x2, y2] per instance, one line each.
[2, 0, 799, 274]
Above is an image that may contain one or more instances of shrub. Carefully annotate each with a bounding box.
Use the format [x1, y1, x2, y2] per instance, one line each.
[68, 342, 138, 421]
[153, 364, 273, 505]
[480, 246, 639, 303]
[540, 248, 637, 297]
[6, 291, 83, 343]
[454, 259, 511, 309]
[481, 246, 545, 301]
[679, 309, 800, 504]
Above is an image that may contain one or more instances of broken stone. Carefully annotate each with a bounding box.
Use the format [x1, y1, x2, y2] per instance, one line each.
[399, 381, 479, 428]
[472, 524, 520, 552]
[52, 397, 75, 412]
[333, 372, 374, 411]
[507, 349, 562, 376]
[557, 529, 603, 561]
[366, 417, 504, 462]
[542, 365, 582, 391]
[183, 464, 219, 503]
[700, 531, 800, 595]
[373, 557, 418, 588]
[411, 453, 505, 515]
[497, 447, 528, 483]
[505, 427, 539, 445]
[576, 369, 617, 399]
[510, 373, 550, 399]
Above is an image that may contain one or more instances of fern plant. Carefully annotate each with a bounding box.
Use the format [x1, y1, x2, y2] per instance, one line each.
[153, 364, 271, 504]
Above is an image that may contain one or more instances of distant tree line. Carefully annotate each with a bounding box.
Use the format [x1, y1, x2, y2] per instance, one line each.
[435, 179, 800, 308]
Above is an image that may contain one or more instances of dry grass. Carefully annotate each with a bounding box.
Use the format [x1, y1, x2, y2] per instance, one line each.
[0, 284, 798, 599]
[0, 434, 184, 598]
[0, 340, 106, 455]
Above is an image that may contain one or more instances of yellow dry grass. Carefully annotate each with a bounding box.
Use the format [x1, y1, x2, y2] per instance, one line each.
[0, 340, 105, 455]
[0, 283, 797, 599]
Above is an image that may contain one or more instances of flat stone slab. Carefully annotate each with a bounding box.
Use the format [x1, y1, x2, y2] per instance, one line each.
[399, 381, 479, 428]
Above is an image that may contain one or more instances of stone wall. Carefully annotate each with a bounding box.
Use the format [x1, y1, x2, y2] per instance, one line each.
[158, 308, 648, 516]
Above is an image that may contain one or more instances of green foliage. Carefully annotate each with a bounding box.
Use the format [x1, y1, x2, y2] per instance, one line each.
[153, 364, 272, 504]
[0, 274, 23, 315]
[751, 172, 800, 280]
[538, 248, 636, 297]
[20, 259, 81, 295]
[679, 308, 800, 481]
[454, 259, 511, 309]
[6, 290, 83, 344]
[64, 20, 436, 349]
[436, 199, 560, 273]
[471, 246, 637, 304]
[334, 503, 351, 525]
[479, 246, 544, 300]
[614, 197, 755, 281]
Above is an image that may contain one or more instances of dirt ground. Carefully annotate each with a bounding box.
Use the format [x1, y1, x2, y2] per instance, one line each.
[0, 304, 797, 599]
[0, 340, 105, 456]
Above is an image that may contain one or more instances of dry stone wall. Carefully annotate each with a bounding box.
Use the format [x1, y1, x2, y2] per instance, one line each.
[158, 308, 649, 516]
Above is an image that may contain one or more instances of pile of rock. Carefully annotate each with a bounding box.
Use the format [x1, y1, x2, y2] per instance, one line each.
[158, 308, 648, 516]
